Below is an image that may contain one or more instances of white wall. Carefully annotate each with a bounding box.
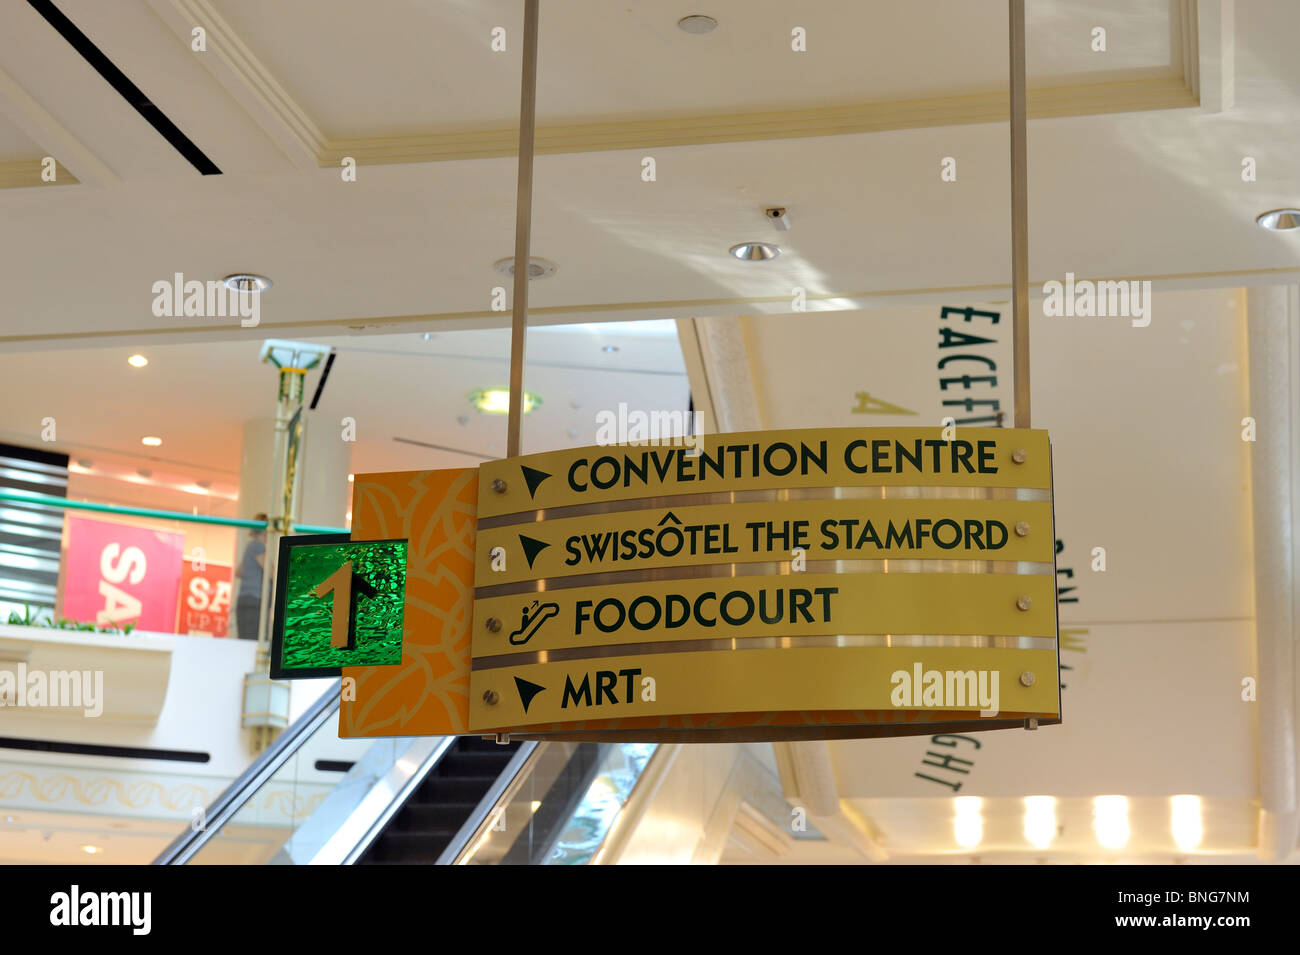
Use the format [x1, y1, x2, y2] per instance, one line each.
[0, 632, 365, 825]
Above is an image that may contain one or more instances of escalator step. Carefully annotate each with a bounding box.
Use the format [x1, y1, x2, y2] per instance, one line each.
[418, 776, 503, 802]
[396, 803, 480, 831]
[437, 752, 518, 776]
[365, 832, 455, 863]
[455, 737, 522, 754]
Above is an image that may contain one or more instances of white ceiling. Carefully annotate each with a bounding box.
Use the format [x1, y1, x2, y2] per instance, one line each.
[0, 321, 690, 482]
[0, 0, 1296, 350]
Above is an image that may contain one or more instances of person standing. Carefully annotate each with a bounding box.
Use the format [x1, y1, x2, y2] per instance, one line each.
[236, 515, 268, 641]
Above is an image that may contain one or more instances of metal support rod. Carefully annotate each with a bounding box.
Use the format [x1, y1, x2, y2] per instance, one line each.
[506, 0, 540, 459]
[1009, 0, 1030, 429]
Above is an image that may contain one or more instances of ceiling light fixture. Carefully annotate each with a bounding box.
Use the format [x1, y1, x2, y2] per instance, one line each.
[1023, 795, 1056, 850]
[1257, 209, 1300, 231]
[222, 273, 273, 293]
[953, 796, 983, 849]
[469, 389, 540, 415]
[127, 354, 148, 368]
[677, 15, 717, 34]
[602, 345, 619, 353]
[493, 257, 558, 280]
[141, 436, 162, 447]
[80, 844, 103, 855]
[1092, 795, 1130, 850]
[1170, 794, 1203, 852]
[729, 242, 781, 262]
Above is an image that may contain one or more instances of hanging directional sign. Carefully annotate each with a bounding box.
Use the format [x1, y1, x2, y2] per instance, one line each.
[469, 646, 1060, 728]
[330, 427, 1059, 741]
[465, 425, 1061, 739]
[471, 572, 1058, 659]
[476, 427, 1051, 518]
[474, 498, 1053, 585]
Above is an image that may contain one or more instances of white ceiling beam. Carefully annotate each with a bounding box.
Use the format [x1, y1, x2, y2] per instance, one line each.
[0, 63, 116, 186]
[1245, 284, 1300, 862]
[1194, 0, 1235, 112]
[143, 0, 323, 169]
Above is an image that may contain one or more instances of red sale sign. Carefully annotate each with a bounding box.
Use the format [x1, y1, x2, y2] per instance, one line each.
[176, 560, 232, 637]
[62, 516, 185, 633]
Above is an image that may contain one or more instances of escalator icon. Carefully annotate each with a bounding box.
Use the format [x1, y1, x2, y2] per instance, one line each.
[509, 600, 560, 646]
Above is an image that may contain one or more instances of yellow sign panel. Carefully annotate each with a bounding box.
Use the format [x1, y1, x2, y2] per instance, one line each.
[475, 499, 1052, 585]
[478, 427, 1050, 518]
[343, 426, 1059, 740]
[472, 572, 1057, 658]
[469, 647, 1060, 730]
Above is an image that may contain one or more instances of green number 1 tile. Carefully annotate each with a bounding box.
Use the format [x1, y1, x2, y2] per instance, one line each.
[271, 534, 408, 679]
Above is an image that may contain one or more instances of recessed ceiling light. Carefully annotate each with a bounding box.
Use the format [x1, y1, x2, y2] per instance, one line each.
[80, 844, 103, 855]
[222, 273, 273, 293]
[141, 436, 162, 447]
[347, 473, 354, 482]
[1257, 209, 1300, 231]
[678, 15, 717, 34]
[729, 242, 781, 261]
[127, 354, 148, 368]
[602, 345, 619, 353]
[493, 257, 558, 280]
[469, 389, 541, 414]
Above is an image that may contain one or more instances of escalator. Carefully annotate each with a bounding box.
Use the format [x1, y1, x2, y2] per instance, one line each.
[360, 736, 522, 864]
[153, 681, 658, 866]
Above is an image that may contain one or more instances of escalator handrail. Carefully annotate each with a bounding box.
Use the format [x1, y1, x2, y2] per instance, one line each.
[436, 740, 541, 865]
[152, 678, 342, 865]
[334, 735, 457, 864]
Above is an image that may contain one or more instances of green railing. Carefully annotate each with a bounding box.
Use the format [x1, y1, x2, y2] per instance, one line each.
[0, 488, 349, 535]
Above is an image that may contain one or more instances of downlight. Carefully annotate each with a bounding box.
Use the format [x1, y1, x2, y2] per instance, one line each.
[469, 389, 541, 414]
[1256, 209, 1300, 231]
[222, 273, 273, 293]
[677, 15, 718, 34]
[493, 257, 558, 279]
[729, 242, 781, 261]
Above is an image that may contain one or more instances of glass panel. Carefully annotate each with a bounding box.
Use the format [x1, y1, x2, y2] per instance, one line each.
[184, 718, 407, 865]
[546, 742, 657, 866]
[457, 742, 656, 865]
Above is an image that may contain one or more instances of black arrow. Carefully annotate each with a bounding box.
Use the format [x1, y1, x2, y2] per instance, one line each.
[518, 534, 550, 568]
[514, 677, 545, 713]
[521, 465, 551, 498]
